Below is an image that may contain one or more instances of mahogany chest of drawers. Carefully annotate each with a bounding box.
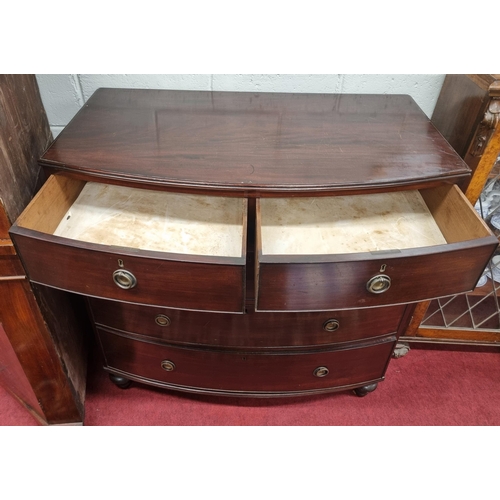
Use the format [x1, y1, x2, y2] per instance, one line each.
[10, 89, 498, 398]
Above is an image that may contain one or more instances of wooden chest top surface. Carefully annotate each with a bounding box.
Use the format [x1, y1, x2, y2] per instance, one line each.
[40, 88, 470, 195]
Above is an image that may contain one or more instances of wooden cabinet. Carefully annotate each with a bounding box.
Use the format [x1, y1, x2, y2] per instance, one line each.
[402, 74, 500, 346]
[10, 88, 497, 397]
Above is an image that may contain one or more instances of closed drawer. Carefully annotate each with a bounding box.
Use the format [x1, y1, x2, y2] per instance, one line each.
[10, 175, 247, 313]
[256, 184, 498, 311]
[89, 297, 406, 348]
[97, 328, 396, 395]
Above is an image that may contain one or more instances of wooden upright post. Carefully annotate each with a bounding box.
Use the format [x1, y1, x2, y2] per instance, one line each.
[0, 75, 88, 425]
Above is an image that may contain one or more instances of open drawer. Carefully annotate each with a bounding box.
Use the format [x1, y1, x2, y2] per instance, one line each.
[10, 175, 247, 313]
[256, 185, 498, 312]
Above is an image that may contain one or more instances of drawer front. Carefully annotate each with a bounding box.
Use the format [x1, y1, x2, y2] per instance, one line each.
[256, 245, 496, 311]
[89, 298, 405, 348]
[12, 233, 245, 313]
[98, 328, 396, 394]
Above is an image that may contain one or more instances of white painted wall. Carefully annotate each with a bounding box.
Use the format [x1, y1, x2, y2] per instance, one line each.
[36, 74, 446, 138]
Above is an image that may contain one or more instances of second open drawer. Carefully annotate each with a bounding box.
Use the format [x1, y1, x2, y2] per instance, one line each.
[256, 184, 498, 311]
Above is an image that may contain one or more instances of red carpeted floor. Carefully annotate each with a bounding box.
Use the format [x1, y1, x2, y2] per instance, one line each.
[1, 344, 499, 426]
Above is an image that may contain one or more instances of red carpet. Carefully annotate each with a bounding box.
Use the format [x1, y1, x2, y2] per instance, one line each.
[1, 345, 499, 425]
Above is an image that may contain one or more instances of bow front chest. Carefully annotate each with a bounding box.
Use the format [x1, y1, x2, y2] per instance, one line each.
[10, 89, 497, 397]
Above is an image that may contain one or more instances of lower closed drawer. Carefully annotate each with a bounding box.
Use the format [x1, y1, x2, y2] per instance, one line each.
[89, 298, 406, 348]
[97, 328, 396, 395]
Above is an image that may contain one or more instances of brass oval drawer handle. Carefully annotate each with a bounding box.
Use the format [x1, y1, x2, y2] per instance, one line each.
[313, 366, 329, 378]
[323, 319, 340, 332]
[161, 360, 176, 372]
[366, 274, 391, 294]
[155, 314, 171, 327]
[112, 269, 137, 290]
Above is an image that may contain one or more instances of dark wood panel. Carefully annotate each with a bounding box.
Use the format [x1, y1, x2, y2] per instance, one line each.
[11, 230, 246, 313]
[0, 75, 51, 223]
[31, 283, 90, 415]
[256, 242, 498, 311]
[89, 297, 405, 348]
[0, 77, 85, 425]
[0, 322, 45, 424]
[40, 89, 471, 195]
[98, 328, 396, 394]
[431, 74, 490, 158]
[0, 279, 83, 424]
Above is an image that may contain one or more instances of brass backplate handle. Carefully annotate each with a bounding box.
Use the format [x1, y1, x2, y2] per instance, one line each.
[112, 269, 137, 290]
[366, 274, 391, 294]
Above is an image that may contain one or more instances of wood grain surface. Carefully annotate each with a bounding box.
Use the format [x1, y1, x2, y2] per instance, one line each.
[0, 75, 51, 223]
[88, 297, 406, 349]
[256, 241, 497, 311]
[0, 76, 86, 424]
[40, 89, 471, 195]
[0, 278, 83, 423]
[11, 230, 246, 313]
[98, 327, 397, 395]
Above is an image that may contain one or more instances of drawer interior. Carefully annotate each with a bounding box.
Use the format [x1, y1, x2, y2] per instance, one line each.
[258, 184, 492, 256]
[16, 175, 247, 258]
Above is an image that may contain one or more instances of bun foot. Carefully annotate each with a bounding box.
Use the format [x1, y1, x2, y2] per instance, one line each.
[392, 342, 410, 359]
[353, 383, 378, 397]
[109, 374, 132, 389]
